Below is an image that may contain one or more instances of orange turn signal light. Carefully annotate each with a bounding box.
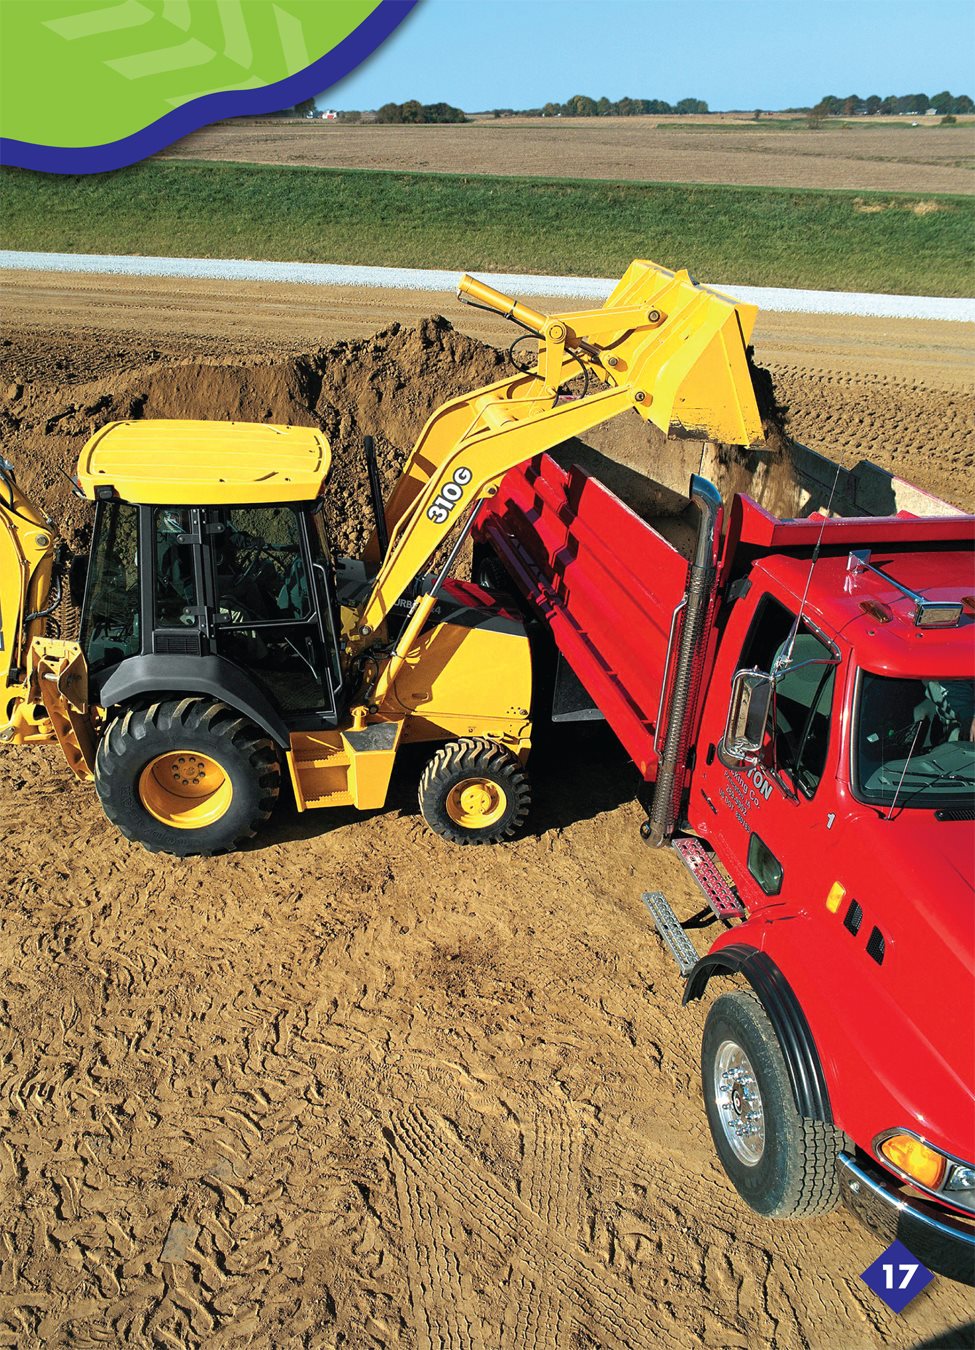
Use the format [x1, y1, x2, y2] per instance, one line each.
[880, 1134, 946, 1190]
[859, 600, 892, 624]
[826, 882, 846, 914]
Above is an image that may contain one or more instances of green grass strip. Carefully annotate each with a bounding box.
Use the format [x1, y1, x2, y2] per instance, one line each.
[1, 160, 972, 296]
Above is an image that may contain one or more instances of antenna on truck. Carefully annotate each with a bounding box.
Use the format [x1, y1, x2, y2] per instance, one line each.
[774, 460, 843, 674]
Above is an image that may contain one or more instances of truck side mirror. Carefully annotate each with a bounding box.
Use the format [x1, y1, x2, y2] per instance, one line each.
[723, 669, 774, 761]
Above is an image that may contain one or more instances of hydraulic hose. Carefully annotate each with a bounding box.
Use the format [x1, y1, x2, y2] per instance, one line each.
[644, 476, 722, 847]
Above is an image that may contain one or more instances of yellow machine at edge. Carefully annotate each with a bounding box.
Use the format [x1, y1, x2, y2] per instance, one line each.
[0, 260, 762, 855]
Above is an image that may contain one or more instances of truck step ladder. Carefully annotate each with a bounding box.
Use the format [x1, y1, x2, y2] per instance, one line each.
[643, 891, 700, 977]
[672, 836, 746, 920]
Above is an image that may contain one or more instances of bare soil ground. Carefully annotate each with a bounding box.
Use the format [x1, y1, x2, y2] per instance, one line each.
[161, 117, 975, 195]
[1, 277, 973, 1347]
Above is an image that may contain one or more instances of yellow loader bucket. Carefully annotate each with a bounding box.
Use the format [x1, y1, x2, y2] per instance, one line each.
[359, 259, 769, 636]
[599, 260, 762, 446]
[458, 259, 763, 448]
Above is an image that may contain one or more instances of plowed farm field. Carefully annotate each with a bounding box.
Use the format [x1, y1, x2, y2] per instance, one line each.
[1, 273, 973, 1347]
[162, 116, 975, 195]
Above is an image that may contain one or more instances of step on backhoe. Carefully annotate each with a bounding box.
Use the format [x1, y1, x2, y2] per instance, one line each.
[0, 260, 762, 855]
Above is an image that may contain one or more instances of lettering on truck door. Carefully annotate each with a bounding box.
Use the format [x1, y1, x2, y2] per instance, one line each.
[696, 592, 840, 908]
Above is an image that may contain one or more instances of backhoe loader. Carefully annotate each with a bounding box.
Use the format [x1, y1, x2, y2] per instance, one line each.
[0, 259, 763, 855]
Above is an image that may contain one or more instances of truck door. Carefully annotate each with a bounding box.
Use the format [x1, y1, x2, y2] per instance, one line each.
[695, 592, 840, 907]
[203, 505, 339, 729]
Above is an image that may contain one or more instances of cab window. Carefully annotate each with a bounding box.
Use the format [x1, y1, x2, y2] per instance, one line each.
[205, 505, 335, 721]
[211, 507, 311, 626]
[154, 508, 199, 628]
[80, 501, 140, 670]
[740, 596, 837, 797]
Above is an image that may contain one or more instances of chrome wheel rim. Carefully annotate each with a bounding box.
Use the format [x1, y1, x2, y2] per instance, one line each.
[713, 1039, 766, 1166]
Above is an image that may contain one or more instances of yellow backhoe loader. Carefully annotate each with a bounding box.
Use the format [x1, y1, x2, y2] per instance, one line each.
[1, 260, 762, 855]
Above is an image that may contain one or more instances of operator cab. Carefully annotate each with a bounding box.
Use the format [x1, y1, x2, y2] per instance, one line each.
[75, 420, 348, 731]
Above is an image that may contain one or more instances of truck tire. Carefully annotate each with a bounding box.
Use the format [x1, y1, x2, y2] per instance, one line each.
[701, 991, 842, 1218]
[95, 697, 280, 856]
[419, 738, 530, 844]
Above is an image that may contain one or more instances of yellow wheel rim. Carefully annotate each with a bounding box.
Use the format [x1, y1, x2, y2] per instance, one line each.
[138, 751, 233, 830]
[445, 776, 507, 829]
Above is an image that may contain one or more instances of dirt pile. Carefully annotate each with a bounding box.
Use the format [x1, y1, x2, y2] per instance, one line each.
[2, 318, 799, 571]
[1, 318, 506, 557]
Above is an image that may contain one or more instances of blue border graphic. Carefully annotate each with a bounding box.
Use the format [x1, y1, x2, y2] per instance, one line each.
[0, 0, 418, 176]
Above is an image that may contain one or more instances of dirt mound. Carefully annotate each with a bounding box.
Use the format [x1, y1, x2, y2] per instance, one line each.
[1, 317, 506, 557]
[2, 318, 803, 589]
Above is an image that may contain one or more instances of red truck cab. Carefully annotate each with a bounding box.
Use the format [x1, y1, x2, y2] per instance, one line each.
[476, 456, 975, 1283]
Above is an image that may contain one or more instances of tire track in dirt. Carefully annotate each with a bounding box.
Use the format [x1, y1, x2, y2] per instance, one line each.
[392, 1142, 477, 1350]
[593, 1124, 897, 1347]
[499, 1096, 584, 1348]
[387, 1104, 678, 1350]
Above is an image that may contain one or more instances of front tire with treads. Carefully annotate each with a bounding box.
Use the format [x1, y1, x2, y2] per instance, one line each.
[419, 738, 530, 844]
[95, 697, 280, 856]
[701, 991, 843, 1218]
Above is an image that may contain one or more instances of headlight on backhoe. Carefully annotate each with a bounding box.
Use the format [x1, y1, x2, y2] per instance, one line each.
[875, 1130, 975, 1210]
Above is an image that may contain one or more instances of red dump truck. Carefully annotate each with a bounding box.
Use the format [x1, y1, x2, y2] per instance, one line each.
[474, 453, 975, 1282]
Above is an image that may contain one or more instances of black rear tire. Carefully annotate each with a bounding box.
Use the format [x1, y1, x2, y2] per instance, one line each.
[95, 697, 280, 856]
[701, 991, 842, 1218]
[418, 738, 530, 844]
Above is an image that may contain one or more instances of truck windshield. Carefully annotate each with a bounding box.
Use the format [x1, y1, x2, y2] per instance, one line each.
[855, 673, 975, 809]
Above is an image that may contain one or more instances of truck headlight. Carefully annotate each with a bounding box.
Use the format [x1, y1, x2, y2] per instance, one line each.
[875, 1130, 975, 1211]
[944, 1164, 975, 1208]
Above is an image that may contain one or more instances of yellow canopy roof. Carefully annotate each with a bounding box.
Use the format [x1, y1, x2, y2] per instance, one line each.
[77, 419, 331, 505]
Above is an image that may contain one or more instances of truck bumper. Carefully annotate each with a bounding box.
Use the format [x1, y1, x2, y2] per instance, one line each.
[838, 1152, 975, 1287]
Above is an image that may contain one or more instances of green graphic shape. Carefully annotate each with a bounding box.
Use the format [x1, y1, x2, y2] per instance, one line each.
[0, 0, 380, 148]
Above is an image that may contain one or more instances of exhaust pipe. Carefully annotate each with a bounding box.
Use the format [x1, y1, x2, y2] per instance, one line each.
[644, 475, 722, 848]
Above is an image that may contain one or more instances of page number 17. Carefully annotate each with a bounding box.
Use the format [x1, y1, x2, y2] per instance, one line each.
[882, 1262, 919, 1290]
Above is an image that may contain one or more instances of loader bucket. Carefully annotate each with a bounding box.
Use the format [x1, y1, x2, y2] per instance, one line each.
[603, 262, 763, 447]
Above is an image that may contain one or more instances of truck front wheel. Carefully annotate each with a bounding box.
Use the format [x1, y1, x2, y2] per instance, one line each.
[701, 991, 842, 1218]
[419, 738, 530, 844]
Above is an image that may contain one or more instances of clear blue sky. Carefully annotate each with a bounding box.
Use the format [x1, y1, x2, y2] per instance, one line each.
[323, 0, 974, 111]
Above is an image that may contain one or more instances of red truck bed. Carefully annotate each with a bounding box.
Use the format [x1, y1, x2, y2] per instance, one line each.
[475, 454, 691, 778]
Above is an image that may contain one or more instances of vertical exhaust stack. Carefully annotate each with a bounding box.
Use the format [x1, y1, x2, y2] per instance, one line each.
[644, 475, 723, 847]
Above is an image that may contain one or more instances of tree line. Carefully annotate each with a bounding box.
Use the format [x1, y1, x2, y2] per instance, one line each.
[266, 99, 467, 123]
[350, 101, 467, 124]
[271, 88, 972, 124]
[496, 94, 709, 118]
[813, 90, 973, 117]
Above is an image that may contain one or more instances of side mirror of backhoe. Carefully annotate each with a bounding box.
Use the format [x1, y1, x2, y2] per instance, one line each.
[68, 554, 88, 609]
[722, 669, 774, 762]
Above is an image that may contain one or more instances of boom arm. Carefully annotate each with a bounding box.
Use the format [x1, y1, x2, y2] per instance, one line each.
[355, 260, 762, 641]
